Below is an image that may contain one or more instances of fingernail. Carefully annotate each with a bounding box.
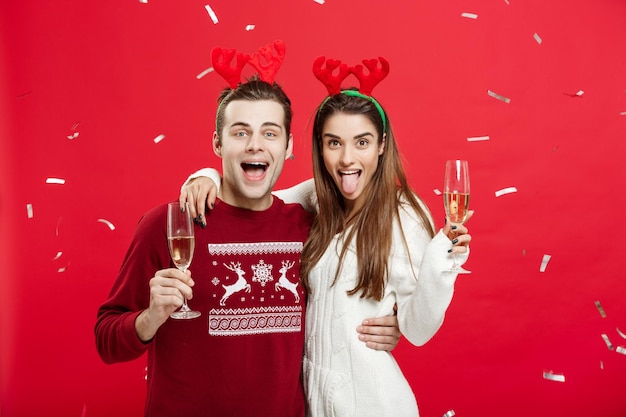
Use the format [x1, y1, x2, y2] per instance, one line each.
[210, 203, 214, 209]
[194, 217, 200, 223]
[447, 249, 453, 253]
[201, 222, 206, 229]
[198, 213, 203, 220]
[451, 225, 457, 230]
[452, 238, 459, 244]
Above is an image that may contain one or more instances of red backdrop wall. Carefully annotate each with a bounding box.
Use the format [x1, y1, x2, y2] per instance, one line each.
[1, 1, 625, 416]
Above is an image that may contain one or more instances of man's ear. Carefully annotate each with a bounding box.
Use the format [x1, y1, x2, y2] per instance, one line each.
[212, 131, 222, 158]
[284, 133, 294, 161]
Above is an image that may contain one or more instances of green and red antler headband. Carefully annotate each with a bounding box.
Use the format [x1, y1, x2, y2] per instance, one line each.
[312, 55, 390, 131]
[211, 40, 286, 88]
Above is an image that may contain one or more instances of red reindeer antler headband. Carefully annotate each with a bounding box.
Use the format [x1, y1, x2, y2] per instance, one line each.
[211, 40, 286, 88]
[313, 55, 389, 130]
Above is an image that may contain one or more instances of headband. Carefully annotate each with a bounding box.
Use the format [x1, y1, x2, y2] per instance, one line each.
[211, 40, 286, 127]
[312, 56, 390, 131]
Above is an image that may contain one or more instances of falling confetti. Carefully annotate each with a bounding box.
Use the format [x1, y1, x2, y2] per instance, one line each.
[617, 346, 626, 355]
[539, 254, 551, 272]
[153, 134, 165, 144]
[67, 122, 80, 140]
[46, 177, 66, 185]
[595, 300, 607, 318]
[26, 203, 34, 218]
[139, 0, 148, 3]
[443, 411, 456, 417]
[97, 218, 116, 231]
[204, 4, 219, 24]
[543, 371, 565, 382]
[53, 251, 63, 260]
[433, 189, 442, 196]
[601, 334, 614, 351]
[245, 24, 256, 31]
[576, 90, 584, 96]
[313, 0, 325, 4]
[467, 135, 490, 142]
[461, 12, 478, 19]
[617, 327, 626, 339]
[495, 186, 517, 197]
[533, 33, 543, 44]
[619, 111, 626, 116]
[488, 89, 511, 104]
[197, 67, 214, 79]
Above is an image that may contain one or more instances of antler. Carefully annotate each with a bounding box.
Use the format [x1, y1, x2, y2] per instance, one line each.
[349, 57, 389, 96]
[312, 56, 351, 95]
[211, 47, 251, 89]
[249, 40, 286, 84]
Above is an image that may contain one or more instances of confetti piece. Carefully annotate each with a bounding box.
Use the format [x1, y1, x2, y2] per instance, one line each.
[576, 90, 584, 96]
[53, 251, 63, 260]
[58, 266, 67, 273]
[617, 327, 626, 339]
[313, 0, 325, 4]
[533, 33, 542, 44]
[245, 24, 256, 31]
[601, 334, 614, 351]
[67, 122, 80, 140]
[539, 254, 551, 272]
[433, 188, 442, 196]
[504, 0, 510, 4]
[204, 4, 219, 24]
[467, 135, 490, 142]
[196, 67, 214, 79]
[543, 371, 565, 382]
[600, 361, 604, 369]
[153, 134, 165, 144]
[139, 0, 148, 3]
[46, 177, 66, 185]
[595, 300, 607, 318]
[619, 111, 626, 116]
[67, 132, 79, 140]
[443, 411, 456, 417]
[97, 218, 116, 231]
[495, 186, 517, 197]
[617, 346, 626, 355]
[488, 89, 511, 104]
[26, 204, 34, 218]
[461, 12, 478, 19]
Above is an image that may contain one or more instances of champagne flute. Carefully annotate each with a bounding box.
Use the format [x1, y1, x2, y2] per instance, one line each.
[443, 160, 471, 274]
[167, 202, 201, 319]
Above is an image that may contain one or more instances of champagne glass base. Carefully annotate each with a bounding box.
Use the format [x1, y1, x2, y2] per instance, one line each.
[170, 309, 201, 320]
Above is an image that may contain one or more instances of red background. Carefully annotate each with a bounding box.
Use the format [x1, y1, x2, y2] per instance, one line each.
[1, 1, 625, 416]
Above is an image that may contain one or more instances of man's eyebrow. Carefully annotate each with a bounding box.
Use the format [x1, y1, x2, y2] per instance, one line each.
[261, 122, 283, 130]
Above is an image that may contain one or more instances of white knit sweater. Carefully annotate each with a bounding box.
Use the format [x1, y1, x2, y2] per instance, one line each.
[276, 180, 466, 417]
[185, 172, 467, 417]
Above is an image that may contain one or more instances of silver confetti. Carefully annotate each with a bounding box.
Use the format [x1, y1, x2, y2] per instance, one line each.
[495, 186, 517, 197]
[433, 188, 442, 196]
[461, 12, 478, 19]
[313, 0, 325, 4]
[539, 254, 551, 272]
[245, 24, 256, 31]
[97, 218, 116, 231]
[534, 33, 543, 44]
[26, 203, 34, 218]
[46, 177, 66, 185]
[467, 135, 490, 142]
[153, 134, 165, 144]
[443, 411, 456, 417]
[595, 300, 607, 318]
[617, 346, 626, 355]
[196, 67, 214, 79]
[616, 327, 626, 339]
[53, 251, 63, 260]
[204, 4, 219, 24]
[619, 111, 626, 116]
[543, 371, 565, 382]
[601, 334, 614, 351]
[488, 89, 511, 104]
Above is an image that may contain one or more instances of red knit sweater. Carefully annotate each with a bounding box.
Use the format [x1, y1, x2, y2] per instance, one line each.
[95, 198, 313, 417]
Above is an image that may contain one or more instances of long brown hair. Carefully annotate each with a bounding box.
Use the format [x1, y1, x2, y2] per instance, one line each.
[300, 92, 435, 300]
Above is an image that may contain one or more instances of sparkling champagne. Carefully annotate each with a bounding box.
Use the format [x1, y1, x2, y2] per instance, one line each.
[167, 236, 195, 271]
[444, 192, 470, 223]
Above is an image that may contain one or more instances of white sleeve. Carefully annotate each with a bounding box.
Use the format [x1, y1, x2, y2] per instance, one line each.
[273, 178, 319, 214]
[393, 207, 469, 347]
[180, 168, 221, 193]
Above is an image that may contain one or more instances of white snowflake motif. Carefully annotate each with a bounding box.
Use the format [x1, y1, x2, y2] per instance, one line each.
[211, 277, 220, 286]
[251, 260, 273, 287]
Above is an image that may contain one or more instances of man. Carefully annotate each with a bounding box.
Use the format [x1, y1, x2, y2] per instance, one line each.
[96, 75, 398, 417]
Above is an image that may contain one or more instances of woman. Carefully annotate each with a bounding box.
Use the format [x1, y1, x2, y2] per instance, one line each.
[182, 56, 472, 416]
